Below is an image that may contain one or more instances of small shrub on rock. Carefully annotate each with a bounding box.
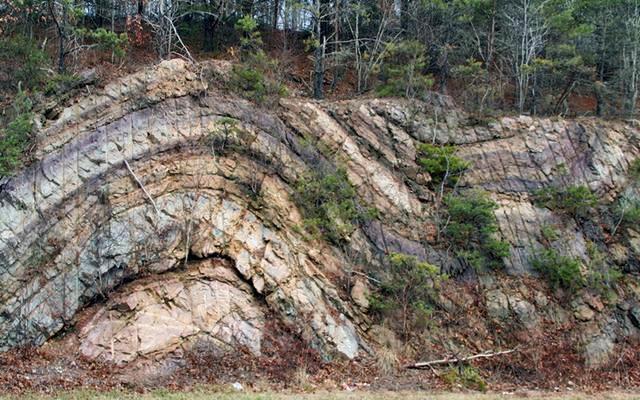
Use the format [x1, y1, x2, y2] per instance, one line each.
[613, 195, 640, 228]
[294, 167, 374, 244]
[531, 248, 584, 292]
[540, 224, 560, 243]
[44, 73, 82, 96]
[533, 184, 597, 218]
[369, 252, 445, 340]
[628, 158, 640, 181]
[417, 143, 470, 188]
[443, 190, 510, 271]
[207, 117, 245, 154]
[442, 365, 488, 392]
[0, 92, 33, 176]
[585, 241, 622, 301]
[231, 60, 287, 104]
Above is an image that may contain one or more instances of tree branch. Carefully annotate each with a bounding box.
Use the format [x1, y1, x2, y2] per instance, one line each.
[124, 159, 160, 216]
[404, 347, 520, 369]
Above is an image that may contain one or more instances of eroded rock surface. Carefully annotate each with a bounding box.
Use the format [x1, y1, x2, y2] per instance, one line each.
[1, 59, 639, 368]
[79, 259, 263, 364]
[0, 60, 361, 362]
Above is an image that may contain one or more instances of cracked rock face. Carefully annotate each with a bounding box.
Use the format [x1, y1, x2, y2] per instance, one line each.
[79, 259, 264, 364]
[0, 60, 362, 362]
[0, 59, 639, 367]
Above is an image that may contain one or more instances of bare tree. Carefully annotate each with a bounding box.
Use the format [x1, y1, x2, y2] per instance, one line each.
[200, 0, 232, 51]
[501, 0, 548, 113]
[621, 0, 640, 116]
[345, 0, 398, 93]
[305, 0, 335, 99]
[145, 0, 222, 61]
[47, 0, 69, 72]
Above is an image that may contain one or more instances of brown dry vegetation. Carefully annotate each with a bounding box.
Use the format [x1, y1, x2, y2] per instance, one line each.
[5, 390, 640, 400]
[0, 278, 638, 397]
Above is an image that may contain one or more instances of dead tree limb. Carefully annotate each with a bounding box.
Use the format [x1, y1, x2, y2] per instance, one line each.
[404, 347, 520, 370]
[165, 15, 195, 63]
[124, 159, 160, 216]
[351, 270, 382, 284]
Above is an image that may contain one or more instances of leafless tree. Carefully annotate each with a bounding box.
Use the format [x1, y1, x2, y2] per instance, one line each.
[501, 0, 549, 113]
[344, 0, 399, 93]
[145, 0, 220, 61]
[621, 0, 640, 116]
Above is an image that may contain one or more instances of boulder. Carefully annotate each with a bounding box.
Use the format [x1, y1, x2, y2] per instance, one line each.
[486, 290, 510, 320]
[575, 305, 596, 322]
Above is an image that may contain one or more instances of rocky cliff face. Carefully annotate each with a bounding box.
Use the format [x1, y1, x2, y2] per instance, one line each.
[0, 60, 639, 372]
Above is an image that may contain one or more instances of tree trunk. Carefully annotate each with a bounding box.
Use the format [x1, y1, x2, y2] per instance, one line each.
[312, 0, 326, 99]
[273, 0, 279, 29]
[202, 14, 218, 51]
[624, 1, 639, 116]
[400, 0, 409, 35]
[439, 45, 449, 94]
[596, 19, 607, 82]
[531, 72, 538, 115]
[486, 0, 496, 72]
[58, 32, 65, 73]
[594, 82, 605, 117]
[51, 1, 67, 73]
[242, 0, 253, 16]
[313, 35, 325, 99]
[331, 0, 341, 90]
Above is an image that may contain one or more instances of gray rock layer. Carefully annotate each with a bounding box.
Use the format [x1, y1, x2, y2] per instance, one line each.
[0, 60, 639, 367]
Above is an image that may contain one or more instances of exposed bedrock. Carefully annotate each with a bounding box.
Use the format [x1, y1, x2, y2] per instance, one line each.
[0, 59, 639, 367]
[0, 60, 363, 362]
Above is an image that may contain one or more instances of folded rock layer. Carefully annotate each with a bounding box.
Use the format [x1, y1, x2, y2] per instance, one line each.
[0, 59, 639, 367]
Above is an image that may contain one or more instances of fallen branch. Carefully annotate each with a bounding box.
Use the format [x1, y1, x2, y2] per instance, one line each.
[405, 347, 520, 370]
[124, 159, 160, 216]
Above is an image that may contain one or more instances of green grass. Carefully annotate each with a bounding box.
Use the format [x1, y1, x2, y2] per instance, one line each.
[7, 390, 640, 400]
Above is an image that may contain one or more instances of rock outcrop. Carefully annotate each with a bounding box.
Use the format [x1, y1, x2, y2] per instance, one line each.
[0, 60, 361, 363]
[0, 59, 639, 369]
[79, 258, 264, 364]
